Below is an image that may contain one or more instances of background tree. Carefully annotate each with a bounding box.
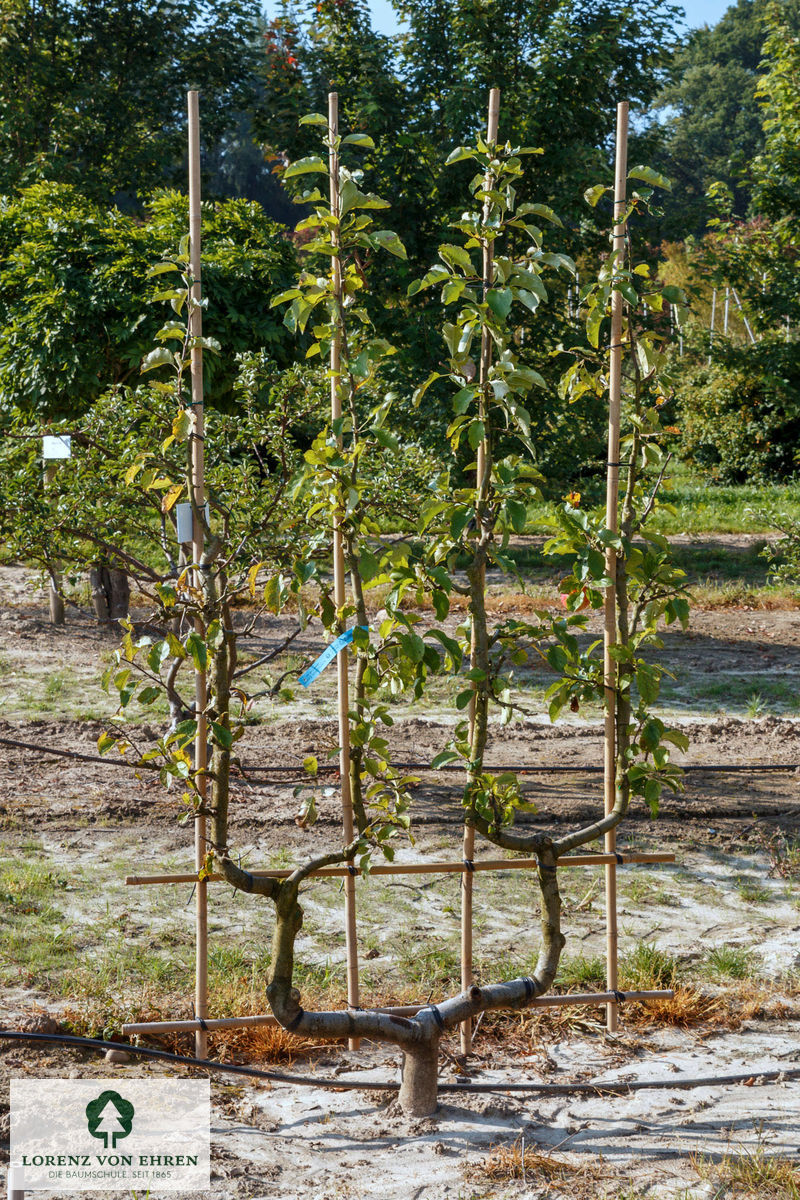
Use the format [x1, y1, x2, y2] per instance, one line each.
[0, 186, 298, 419]
[645, 0, 773, 235]
[0, 0, 263, 202]
[667, 4, 800, 482]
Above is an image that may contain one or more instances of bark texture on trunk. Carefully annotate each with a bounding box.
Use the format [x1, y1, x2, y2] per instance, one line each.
[399, 1038, 440, 1116]
[89, 565, 130, 624]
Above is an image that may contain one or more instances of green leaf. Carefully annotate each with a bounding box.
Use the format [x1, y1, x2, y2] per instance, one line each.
[628, 165, 672, 191]
[506, 498, 527, 534]
[370, 229, 407, 259]
[487, 288, 513, 319]
[455, 688, 473, 711]
[299, 113, 327, 126]
[431, 750, 460, 769]
[211, 721, 234, 750]
[141, 347, 174, 373]
[468, 419, 485, 450]
[342, 132, 375, 148]
[284, 156, 327, 179]
[185, 631, 207, 671]
[97, 732, 116, 756]
[445, 146, 477, 166]
[439, 244, 473, 274]
[147, 640, 171, 673]
[584, 184, 608, 207]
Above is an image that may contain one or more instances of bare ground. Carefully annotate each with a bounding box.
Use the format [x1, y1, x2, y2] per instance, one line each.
[1, 563, 800, 1198]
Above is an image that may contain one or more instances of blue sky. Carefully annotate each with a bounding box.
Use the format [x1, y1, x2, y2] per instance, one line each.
[366, 0, 735, 37]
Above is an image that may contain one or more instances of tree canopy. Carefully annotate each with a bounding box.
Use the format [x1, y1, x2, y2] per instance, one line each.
[0, 185, 297, 418]
[0, 0, 263, 202]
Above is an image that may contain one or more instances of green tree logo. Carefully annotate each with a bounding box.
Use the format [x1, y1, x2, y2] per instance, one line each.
[85, 1090, 135, 1149]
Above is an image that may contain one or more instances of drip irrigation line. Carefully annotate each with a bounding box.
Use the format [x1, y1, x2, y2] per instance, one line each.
[239, 761, 800, 778]
[1, 732, 798, 778]
[1, 1029, 799, 1098]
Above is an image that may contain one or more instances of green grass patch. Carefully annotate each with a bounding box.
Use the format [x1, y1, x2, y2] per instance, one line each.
[703, 944, 758, 980]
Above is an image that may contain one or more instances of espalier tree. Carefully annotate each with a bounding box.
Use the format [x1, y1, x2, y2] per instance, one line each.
[405, 140, 691, 1053]
[98, 117, 690, 1118]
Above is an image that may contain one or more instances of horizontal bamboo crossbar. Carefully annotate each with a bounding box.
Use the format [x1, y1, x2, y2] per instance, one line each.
[120, 989, 674, 1035]
[126, 851, 675, 887]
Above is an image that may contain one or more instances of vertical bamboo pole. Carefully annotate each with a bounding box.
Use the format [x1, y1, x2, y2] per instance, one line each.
[328, 92, 360, 1049]
[603, 100, 628, 1036]
[708, 288, 716, 364]
[187, 90, 208, 1061]
[43, 462, 65, 625]
[461, 87, 500, 1057]
[723, 286, 730, 337]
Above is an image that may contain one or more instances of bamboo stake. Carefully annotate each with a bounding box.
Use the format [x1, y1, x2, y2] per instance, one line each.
[328, 91, 360, 1049]
[708, 288, 716, 364]
[462, 86, 501, 1057]
[731, 287, 756, 345]
[604, 100, 629, 1035]
[187, 90, 208, 1061]
[126, 851, 676, 887]
[120, 990, 674, 1036]
[43, 462, 65, 626]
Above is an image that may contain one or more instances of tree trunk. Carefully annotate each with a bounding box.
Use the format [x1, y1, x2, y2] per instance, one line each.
[398, 1039, 440, 1116]
[108, 568, 130, 621]
[90, 565, 130, 625]
[89, 567, 110, 622]
[49, 576, 65, 625]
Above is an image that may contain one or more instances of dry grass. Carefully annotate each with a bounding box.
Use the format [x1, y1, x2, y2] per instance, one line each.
[479, 1137, 590, 1186]
[627, 985, 739, 1031]
[693, 1144, 800, 1199]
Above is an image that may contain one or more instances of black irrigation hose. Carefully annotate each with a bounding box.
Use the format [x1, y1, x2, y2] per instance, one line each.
[1, 734, 798, 778]
[2, 1030, 799, 1098]
[241, 761, 800, 777]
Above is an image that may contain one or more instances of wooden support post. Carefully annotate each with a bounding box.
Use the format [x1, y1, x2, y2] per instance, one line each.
[604, 100, 628, 1035]
[120, 989, 674, 1037]
[43, 463, 65, 625]
[731, 287, 756, 345]
[462, 86, 501, 1057]
[708, 287, 716, 364]
[328, 92, 360, 1049]
[126, 851, 676, 887]
[187, 90, 208, 1061]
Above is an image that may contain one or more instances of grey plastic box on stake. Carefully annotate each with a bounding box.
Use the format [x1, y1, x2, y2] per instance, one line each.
[176, 501, 210, 544]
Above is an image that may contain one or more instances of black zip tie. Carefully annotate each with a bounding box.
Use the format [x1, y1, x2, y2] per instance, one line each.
[191, 1004, 208, 1032]
[347, 864, 358, 876]
[539, 862, 558, 872]
[615, 853, 624, 865]
[613, 991, 626, 1004]
[463, 859, 475, 872]
[426, 1004, 445, 1031]
[522, 977, 537, 1001]
[286, 1008, 305, 1031]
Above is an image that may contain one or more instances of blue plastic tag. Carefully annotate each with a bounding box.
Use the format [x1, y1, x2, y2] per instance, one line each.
[298, 626, 369, 688]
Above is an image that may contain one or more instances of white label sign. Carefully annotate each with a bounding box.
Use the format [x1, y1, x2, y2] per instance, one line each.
[42, 435, 71, 460]
[10, 1079, 210, 1192]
